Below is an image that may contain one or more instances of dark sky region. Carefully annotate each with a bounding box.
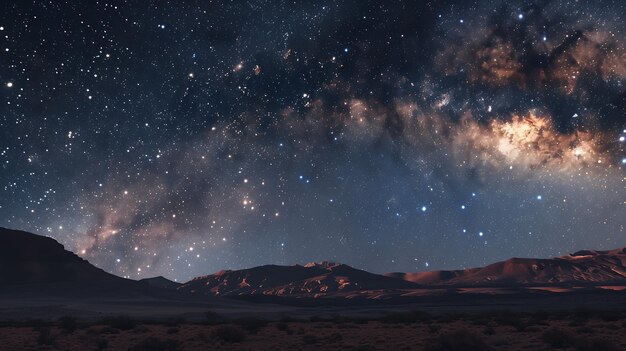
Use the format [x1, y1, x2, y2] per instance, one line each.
[0, 0, 624, 282]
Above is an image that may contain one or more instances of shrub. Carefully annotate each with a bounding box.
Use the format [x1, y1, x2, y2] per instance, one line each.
[574, 338, 619, 351]
[133, 325, 150, 333]
[233, 317, 268, 334]
[302, 334, 318, 344]
[35, 326, 55, 346]
[128, 337, 180, 351]
[100, 315, 136, 330]
[595, 310, 622, 322]
[427, 324, 442, 334]
[541, 328, 576, 349]
[167, 327, 179, 334]
[351, 346, 377, 351]
[423, 329, 493, 351]
[575, 326, 594, 334]
[472, 318, 490, 326]
[568, 316, 588, 327]
[99, 326, 121, 334]
[95, 338, 109, 351]
[59, 315, 78, 333]
[212, 325, 246, 343]
[326, 332, 343, 343]
[275, 321, 289, 331]
[482, 326, 495, 335]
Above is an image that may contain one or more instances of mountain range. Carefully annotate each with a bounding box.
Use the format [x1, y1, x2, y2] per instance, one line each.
[2, 227, 625, 301]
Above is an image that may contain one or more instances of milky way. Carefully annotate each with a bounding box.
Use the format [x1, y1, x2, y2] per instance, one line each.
[0, 0, 624, 281]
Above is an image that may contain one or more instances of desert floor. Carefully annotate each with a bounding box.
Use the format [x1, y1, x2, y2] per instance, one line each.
[0, 310, 625, 351]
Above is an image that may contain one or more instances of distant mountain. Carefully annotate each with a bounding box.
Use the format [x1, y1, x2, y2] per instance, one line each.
[179, 248, 626, 299]
[0, 227, 148, 296]
[178, 261, 421, 297]
[140, 276, 181, 290]
[388, 248, 626, 287]
[3, 226, 625, 303]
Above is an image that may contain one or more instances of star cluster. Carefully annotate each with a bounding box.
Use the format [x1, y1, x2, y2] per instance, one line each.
[0, 0, 624, 281]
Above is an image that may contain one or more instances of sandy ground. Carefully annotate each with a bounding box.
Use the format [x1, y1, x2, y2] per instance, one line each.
[1, 312, 624, 351]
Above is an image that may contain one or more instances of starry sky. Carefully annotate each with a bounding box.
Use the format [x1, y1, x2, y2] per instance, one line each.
[1, 0, 624, 282]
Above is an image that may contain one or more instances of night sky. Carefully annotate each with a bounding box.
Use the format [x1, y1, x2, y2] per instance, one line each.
[1, 0, 624, 282]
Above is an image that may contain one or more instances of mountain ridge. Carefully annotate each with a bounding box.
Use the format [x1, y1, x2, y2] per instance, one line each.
[2, 227, 625, 301]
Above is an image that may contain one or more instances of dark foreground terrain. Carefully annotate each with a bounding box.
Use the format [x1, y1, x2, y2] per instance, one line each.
[1, 309, 625, 351]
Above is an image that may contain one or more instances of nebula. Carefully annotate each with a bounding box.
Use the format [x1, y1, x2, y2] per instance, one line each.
[0, 0, 623, 281]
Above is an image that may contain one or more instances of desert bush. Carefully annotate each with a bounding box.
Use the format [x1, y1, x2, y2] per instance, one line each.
[568, 316, 589, 327]
[133, 325, 150, 333]
[351, 345, 377, 351]
[35, 326, 55, 346]
[541, 328, 576, 349]
[427, 324, 441, 334]
[574, 338, 620, 351]
[325, 332, 343, 343]
[59, 315, 78, 333]
[167, 327, 179, 334]
[472, 318, 490, 326]
[212, 325, 246, 343]
[233, 317, 268, 334]
[95, 338, 109, 351]
[599, 323, 619, 330]
[99, 326, 121, 334]
[302, 334, 318, 344]
[575, 326, 594, 334]
[275, 321, 290, 331]
[128, 337, 180, 351]
[482, 326, 495, 335]
[423, 329, 493, 351]
[526, 315, 550, 326]
[595, 310, 623, 322]
[100, 315, 136, 330]
[523, 325, 544, 333]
